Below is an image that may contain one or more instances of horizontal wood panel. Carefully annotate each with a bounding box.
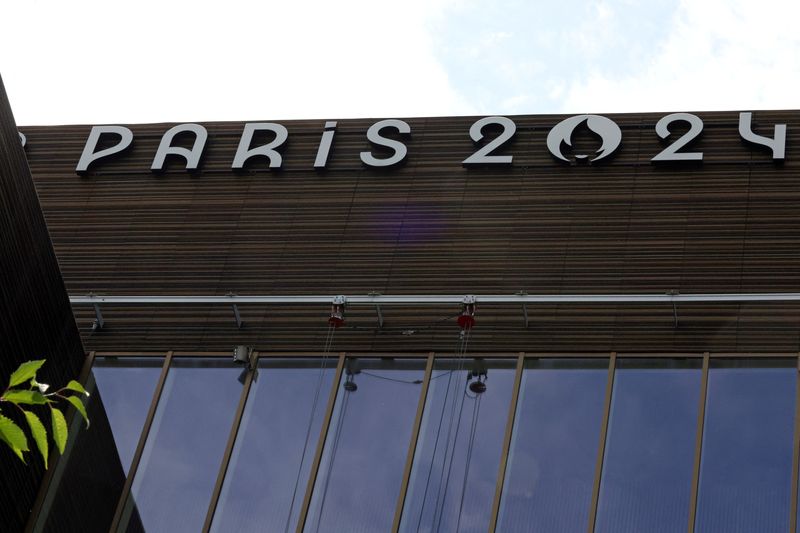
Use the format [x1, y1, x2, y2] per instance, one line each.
[0, 78, 89, 533]
[20, 110, 800, 352]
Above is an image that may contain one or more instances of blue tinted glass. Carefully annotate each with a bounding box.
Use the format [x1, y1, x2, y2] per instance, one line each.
[695, 359, 796, 533]
[595, 359, 701, 533]
[211, 358, 337, 533]
[400, 358, 516, 533]
[35, 357, 164, 533]
[496, 358, 609, 533]
[304, 358, 426, 533]
[121, 358, 243, 533]
[93, 357, 163, 474]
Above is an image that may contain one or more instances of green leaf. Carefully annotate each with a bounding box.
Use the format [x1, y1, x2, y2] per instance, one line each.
[64, 380, 89, 397]
[8, 360, 46, 388]
[2, 389, 47, 405]
[23, 410, 48, 467]
[50, 407, 67, 454]
[0, 413, 29, 462]
[64, 395, 90, 429]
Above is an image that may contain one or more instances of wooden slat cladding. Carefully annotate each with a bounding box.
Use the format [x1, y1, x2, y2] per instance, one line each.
[0, 77, 87, 533]
[18, 110, 800, 353]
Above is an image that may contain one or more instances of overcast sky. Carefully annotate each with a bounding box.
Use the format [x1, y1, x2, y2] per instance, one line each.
[3, 0, 799, 125]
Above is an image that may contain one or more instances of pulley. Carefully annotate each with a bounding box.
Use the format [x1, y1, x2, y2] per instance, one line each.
[329, 295, 346, 328]
[457, 295, 477, 330]
[343, 366, 358, 392]
[467, 368, 487, 394]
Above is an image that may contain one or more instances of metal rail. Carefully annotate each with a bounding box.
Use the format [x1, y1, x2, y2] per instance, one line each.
[69, 292, 800, 330]
[68, 292, 800, 305]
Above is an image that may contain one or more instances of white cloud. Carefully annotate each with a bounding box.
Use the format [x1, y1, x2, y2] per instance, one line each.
[561, 0, 800, 112]
[1, 0, 476, 125]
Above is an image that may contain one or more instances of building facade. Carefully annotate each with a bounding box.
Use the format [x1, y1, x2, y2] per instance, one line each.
[10, 109, 800, 532]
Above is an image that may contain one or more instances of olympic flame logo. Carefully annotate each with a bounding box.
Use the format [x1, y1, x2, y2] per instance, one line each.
[547, 114, 622, 163]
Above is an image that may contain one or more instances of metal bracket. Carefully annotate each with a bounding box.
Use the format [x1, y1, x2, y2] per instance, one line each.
[368, 292, 384, 328]
[228, 293, 243, 329]
[517, 291, 529, 327]
[92, 303, 104, 331]
[375, 305, 384, 328]
[667, 290, 679, 328]
[232, 304, 243, 329]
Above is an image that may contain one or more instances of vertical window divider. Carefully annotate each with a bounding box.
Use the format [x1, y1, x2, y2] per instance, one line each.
[295, 351, 347, 533]
[687, 352, 710, 533]
[25, 351, 97, 533]
[201, 351, 261, 533]
[790, 352, 800, 533]
[488, 352, 525, 532]
[587, 352, 616, 533]
[109, 351, 174, 533]
[391, 352, 436, 533]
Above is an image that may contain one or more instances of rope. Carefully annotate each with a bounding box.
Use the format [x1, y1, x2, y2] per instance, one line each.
[455, 392, 482, 532]
[314, 378, 351, 532]
[433, 379, 469, 532]
[429, 328, 472, 532]
[414, 357, 459, 531]
[284, 324, 336, 533]
[360, 370, 423, 385]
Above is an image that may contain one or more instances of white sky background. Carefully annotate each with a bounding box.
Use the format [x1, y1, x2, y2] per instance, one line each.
[2, 0, 799, 125]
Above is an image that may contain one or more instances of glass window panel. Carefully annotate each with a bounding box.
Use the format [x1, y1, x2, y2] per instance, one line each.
[400, 358, 516, 533]
[695, 358, 796, 533]
[595, 358, 701, 533]
[120, 358, 244, 533]
[210, 358, 337, 533]
[496, 358, 609, 533]
[304, 358, 426, 533]
[35, 357, 163, 533]
[93, 357, 164, 474]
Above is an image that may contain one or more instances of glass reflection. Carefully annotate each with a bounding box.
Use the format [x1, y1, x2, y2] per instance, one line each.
[496, 358, 609, 533]
[304, 358, 426, 533]
[120, 358, 244, 533]
[595, 358, 701, 533]
[211, 358, 337, 533]
[35, 357, 163, 533]
[93, 357, 164, 474]
[695, 358, 796, 533]
[400, 358, 516, 533]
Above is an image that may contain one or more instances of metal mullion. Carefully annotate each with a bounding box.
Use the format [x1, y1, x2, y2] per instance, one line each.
[687, 352, 710, 533]
[488, 352, 525, 532]
[295, 352, 347, 533]
[202, 352, 260, 533]
[616, 352, 704, 359]
[25, 351, 97, 533]
[391, 352, 436, 532]
[109, 351, 173, 533]
[92, 351, 167, 358]
[790, 353, 800, 533]
[587, 352, 616, 533]
[170, 351, 233, 358]
[710, 352, 798, 359]
[69, 292, 800, 305]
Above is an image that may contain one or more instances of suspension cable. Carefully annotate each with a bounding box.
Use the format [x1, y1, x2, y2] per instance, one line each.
[455, 391, 483, 532]
[284, 324, 337, 533]
[431, 328, 473, 531]
[314, 379, 352, 532]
